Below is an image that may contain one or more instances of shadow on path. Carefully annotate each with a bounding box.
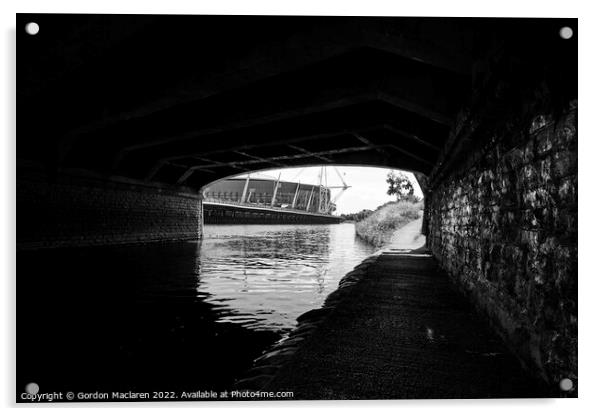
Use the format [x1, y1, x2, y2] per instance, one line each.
[263, 231, 550, 399]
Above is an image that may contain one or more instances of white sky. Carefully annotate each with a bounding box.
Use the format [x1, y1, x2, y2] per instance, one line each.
[233, 166, 423, 215]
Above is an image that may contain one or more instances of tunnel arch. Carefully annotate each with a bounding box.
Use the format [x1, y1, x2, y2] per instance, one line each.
[19, 16, 574, 196]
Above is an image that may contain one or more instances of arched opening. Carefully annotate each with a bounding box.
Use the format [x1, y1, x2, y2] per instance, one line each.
[197, 165, 426, 330]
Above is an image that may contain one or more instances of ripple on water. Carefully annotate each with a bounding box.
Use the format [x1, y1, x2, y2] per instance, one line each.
[197, 223, 375, 332]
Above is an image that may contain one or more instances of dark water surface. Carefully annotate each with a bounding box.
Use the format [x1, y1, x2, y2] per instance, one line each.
[18, 223, 374, 395]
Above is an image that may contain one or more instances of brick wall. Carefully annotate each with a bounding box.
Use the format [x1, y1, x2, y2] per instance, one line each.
[17, 170, 203, 249]
[426, 102, 577, 388]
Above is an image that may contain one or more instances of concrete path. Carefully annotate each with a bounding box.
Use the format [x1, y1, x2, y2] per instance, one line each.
[263, 241, 549, 399]
[387, 214, 425, 251]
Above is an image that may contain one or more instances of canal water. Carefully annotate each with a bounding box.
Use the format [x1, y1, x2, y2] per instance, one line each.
[199, 223, 375, 332]
[18, 223, 375, 394]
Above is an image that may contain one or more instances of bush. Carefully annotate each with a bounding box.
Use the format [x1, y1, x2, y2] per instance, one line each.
[340, 209, 374, 222]
[355, 199, 423, 247]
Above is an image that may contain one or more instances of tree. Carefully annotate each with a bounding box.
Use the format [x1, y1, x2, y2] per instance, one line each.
[386, 171, 414, 200]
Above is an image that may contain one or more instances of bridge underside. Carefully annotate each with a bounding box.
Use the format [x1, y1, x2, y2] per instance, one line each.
[19, 16, 570, 189]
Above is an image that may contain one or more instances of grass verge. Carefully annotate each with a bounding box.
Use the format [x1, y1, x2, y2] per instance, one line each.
[355, 199, 423, 247]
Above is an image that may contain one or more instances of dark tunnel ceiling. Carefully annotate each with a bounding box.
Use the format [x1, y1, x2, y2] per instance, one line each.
[18, 15, 577, 189]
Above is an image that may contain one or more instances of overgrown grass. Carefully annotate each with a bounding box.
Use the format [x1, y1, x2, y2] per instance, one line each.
[355, 199, 424, 247]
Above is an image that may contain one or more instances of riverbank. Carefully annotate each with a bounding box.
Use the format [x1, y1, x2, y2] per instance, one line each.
[354, 200, 423, 247]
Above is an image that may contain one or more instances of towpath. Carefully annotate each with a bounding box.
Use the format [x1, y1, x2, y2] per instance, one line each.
[262, 219, 548, 399]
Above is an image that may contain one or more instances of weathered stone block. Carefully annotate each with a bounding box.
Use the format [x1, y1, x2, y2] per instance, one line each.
[557, 175, 577, 206]
[536, 130, 554, 155]
[529, 114, 553, 134]
[552, 150, 577, 179]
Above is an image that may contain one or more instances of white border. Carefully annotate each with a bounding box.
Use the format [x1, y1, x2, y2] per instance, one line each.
[3, 1, 601, 415]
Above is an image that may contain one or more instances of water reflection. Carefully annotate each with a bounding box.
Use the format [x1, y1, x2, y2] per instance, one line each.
[198, 224, 374, 332]
[17, 223, 374, 394]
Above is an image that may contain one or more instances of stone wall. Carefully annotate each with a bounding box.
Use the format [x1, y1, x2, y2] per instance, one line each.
[426, 103, 577, 389]
[17, 169, 203, 249]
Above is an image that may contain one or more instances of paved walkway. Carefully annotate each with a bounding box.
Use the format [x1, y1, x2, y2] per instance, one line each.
[264, 221, 548, 399]
[388, 216, 425, 250]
